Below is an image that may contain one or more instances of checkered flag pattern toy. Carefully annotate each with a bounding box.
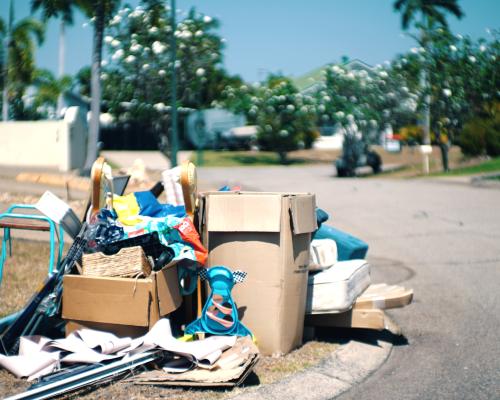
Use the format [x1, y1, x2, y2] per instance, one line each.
[232, 270, 247, 284]
[198, 268, 246, 284]
[198, 267, 209, 281]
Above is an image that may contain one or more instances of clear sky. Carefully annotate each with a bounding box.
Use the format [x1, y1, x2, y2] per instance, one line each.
[1, 0, 499, 83]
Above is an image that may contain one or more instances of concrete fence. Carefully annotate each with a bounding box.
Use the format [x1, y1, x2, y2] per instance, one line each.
[0, 107, 88, 171]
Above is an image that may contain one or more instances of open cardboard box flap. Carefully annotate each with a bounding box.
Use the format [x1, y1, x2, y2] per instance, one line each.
[205, 192, 317, 234]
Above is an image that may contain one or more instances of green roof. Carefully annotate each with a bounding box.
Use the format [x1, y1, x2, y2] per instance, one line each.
[292, 64, 332, 92]
[292, 59, 374, 92]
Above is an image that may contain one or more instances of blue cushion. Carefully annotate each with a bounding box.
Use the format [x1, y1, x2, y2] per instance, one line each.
[314, 224, 369, 261]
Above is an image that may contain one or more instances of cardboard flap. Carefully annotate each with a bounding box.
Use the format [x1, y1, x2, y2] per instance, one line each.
[206, 194, 282, 232]
[290, 195, 317, 234]
[353, 284, 413, 310]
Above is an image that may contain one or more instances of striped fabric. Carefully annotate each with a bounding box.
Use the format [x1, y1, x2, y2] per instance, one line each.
[161, 166, 185, 206]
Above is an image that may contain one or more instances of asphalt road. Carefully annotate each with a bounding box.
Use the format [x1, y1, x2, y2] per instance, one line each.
[199, 165, 500, 400]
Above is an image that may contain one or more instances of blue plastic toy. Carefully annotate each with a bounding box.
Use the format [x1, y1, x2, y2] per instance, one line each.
[185, 266, 252, 337]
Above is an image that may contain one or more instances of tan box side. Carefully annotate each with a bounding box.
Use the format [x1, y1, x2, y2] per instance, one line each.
[62, 265, 181, 328]
[62, 275, 152, 326]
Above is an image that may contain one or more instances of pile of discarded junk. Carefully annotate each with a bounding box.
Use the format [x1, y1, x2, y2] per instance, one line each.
[0, 158, 413, 399]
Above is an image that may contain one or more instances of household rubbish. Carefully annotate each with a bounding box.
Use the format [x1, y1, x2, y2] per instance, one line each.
[306, 259, 371, 314]
[198, 191, 317, 356]
[0, 204, 64, 287]
[314, 224, 369, 261]
[0, 224, 89, 355]
[185, 266, 252, 337]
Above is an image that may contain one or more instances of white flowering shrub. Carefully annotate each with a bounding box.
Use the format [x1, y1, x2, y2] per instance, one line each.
[100, 2, 227, 132]
[396, 27, 500, 148]
[316, 63, 418, 144]
[221, 76, 317, 162]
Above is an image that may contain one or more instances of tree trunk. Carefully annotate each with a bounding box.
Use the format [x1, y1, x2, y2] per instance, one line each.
[56, 19, 65, 117]
[439, 142, 449, 172]
[419, 24, 431, 146]
[278, 151, 288, 165]
[2, 0, 13, 121]
[169, 0, 179, 168]
[1, 34, 8, 121]
[83, 3, 105, 171]
[420, 68, 431, 145]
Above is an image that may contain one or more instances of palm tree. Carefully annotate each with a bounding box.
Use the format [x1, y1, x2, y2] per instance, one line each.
[31, 0, 76, 116]
[33, 68, 72, 111]
[2, 0, 45, 121]
[76, 0, 121, 172]
[394, 0, 464, 154]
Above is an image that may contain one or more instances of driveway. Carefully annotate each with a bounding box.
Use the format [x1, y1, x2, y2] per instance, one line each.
[199, 165, 500, 400]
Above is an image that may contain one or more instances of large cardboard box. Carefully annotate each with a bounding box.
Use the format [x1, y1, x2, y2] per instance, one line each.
[62, 265, 182, 329]
[198, 192, 317, 356]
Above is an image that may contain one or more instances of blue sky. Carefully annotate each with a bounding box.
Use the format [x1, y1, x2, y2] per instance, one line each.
[1, 0, 499, 82]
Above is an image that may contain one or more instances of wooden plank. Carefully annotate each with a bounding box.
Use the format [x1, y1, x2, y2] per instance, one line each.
[305, 309, 402, 335]
[0, 221, 50, 231]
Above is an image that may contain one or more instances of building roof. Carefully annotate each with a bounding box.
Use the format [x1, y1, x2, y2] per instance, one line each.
[293, 59, 374, 92]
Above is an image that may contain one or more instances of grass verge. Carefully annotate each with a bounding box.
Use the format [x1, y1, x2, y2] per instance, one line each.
[434, 157, 500, 176]
[189, 151, 309, 167]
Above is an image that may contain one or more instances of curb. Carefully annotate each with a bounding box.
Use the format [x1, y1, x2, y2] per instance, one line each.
[229, 337, 393, 400]
[15, 172, 90, 192]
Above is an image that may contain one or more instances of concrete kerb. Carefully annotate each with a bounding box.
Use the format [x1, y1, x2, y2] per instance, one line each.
[230, 338, 393, 400]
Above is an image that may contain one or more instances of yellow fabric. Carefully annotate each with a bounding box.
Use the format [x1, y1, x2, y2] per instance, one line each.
[113, 193, 142, 225]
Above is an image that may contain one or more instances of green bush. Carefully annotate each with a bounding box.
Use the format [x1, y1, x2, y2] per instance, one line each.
[459, 118, 488, 156]
[460, 114, 500, 157]
[485, 114, 500, 156]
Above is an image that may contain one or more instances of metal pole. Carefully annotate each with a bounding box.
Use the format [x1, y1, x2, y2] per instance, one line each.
[170, 0, 179, 168]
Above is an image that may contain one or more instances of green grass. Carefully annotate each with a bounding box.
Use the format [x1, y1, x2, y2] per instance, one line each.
[437, 157, 500, 176]
[190, 151, 307, 167]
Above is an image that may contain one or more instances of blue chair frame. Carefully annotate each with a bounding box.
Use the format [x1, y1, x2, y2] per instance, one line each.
[0, 204, 64, 287]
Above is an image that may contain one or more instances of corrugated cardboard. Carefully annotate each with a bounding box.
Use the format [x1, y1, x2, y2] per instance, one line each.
[65, 320, 148, 338]
[128, 336, 260, 387]
[62, 265, 182, 328]
[198, 192, 317, 356]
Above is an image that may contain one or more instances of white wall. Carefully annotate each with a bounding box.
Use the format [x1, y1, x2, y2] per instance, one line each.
[0, 107, 87, 171]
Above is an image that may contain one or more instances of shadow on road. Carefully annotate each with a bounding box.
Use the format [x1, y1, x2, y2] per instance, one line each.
[314, 327, 409, 348]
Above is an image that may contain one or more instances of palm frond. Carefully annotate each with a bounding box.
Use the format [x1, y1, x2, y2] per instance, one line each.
[14, 18, 46, 45]
[31, 0, 75, 25]
[431, 0, 464, 19]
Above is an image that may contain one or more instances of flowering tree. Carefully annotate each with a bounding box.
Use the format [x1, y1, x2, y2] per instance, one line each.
[396, 29, 500, 164]
[316, 63, 418, 137]
[220, 75, 318, 163]
[100, 2, 231, 148]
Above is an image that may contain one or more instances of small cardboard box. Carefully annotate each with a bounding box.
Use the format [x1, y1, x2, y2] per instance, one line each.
[62, 264, 182, 329]
[198, 192, 317, 356]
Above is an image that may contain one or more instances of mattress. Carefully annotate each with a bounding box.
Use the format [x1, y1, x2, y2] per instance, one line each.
[306, 259, 371, 314]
